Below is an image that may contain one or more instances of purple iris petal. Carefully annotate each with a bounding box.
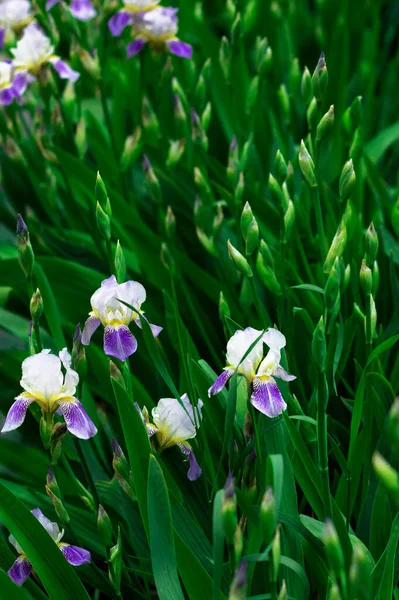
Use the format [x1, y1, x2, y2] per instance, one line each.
[60, 544, 91, 566]
[274, 365, 296, 382]
[58, 399, 97, 439]
[12, 72, 29, 96]
[50, 58, 80, 83]
[0, 28, 5, 49]
[126, 37, 146, 59]
[208, 368, 234, 397]
[104, 325, 137, 361]
[8, 556, 32, 586]
[70, 0, 96, 21]
[134, 316, 163, 338]
[108, 10, 133, 37]
[166, 39, 193, 59]
[0, 87, 16, 106]
[81, 315, 101, 345]
[46, 0, 60, 9]
[251, 378, 287, 418]
[1, 395, 35, 433]
[178, 444, 202, 481]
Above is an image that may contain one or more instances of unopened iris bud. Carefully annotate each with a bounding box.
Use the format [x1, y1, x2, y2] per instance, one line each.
[255, 37, 272, 75]
[121, 127, 142, 171]
[299, 140, 317, 187]
[240, 202, 253, 239]
[370, 296, 377, 339]
[269, 173, 283, 205]
[325, 259, 341, 327]
[271, 526, 281, 581]
[278, 581, 288, 600]
[227, 241, 253, 278]
[245, 219, 259, 255]
[256, 250, 281, 296]
[365, 223, 378, 266]
[201, 102, 212, 132]
[312, 316, 327, 373]
[114, 241, 126, 284]
[360, 259, 372, 297]
[327, 583, 342, 600]
[349, 127, 362, 163]
[323, 220, 347, 274]
[78, 47, 101, 80]
[339, 159, 356, 201]
[194, 166, 212, 200]
[227, 135, 239, 186]
[46, 485, 70, 524]
[196, 228, 217, 257]
[324, 520, 345, 579]
[274, 150, 288, 184]
[167, 139, 186, 168]
[284, 200, 295, 242]
[142, 96, 160, 140]
[173, 93, 187, 128]
[301, 66, 312, 104]
[222, 473, 238, 544]
[316, 105, 334, 142]
[288, 58, 301, 95]
[306, 97, 318, 133]
[231, 12, 242, 48]
[372, 261, 379, 297]
[349, 545, 371, 600]
[277, 84, 290, 125]
[30, 288, 43, 322]
[96, 202, 111, 241]
[143, 156, 162, 205]
[112, 438, 131, 484]
[219, 36, 231, 81]
[228, 561, 247, 600]
[260, 486, 276, 546]
[16, 214, 35, 279]
[372, 452, 399, 504]
[109, 527, 122, 595]
[239, 135, 253, 171]
[98, 505, 113, 548]
[96, 172, 111, 217]
[165, 206, 176, 239]
[234, 526, 243, 565]
[160, 243, 176, 275]
[311, 52, 328, 102]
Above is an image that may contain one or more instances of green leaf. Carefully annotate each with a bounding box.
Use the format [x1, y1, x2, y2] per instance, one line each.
[0, 568, 34, 600]
[212, 489, 225, 600]
[291, 284, 325, 294]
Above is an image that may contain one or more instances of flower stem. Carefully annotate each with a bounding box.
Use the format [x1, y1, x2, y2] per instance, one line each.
[317, 371, 332, 519]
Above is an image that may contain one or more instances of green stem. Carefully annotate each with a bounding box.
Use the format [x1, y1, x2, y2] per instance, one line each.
[317, 371, 333, 519]
[27, 277, 43, 352]
[311, 184, 326, 264]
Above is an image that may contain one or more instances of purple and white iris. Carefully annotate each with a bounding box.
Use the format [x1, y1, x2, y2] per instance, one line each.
[0, 0, 33, 47]
[1, 349, 97, 440]
[81, 275, 162, 362]
[8, 508, 90, 586]
[108, 0, 161, 37]
[137, 394, 203, 481]
[10, 22, 80, 81]
[208, 327, 295, 419]
[46, 0, 96, 22]
[0, 60, 30, 104]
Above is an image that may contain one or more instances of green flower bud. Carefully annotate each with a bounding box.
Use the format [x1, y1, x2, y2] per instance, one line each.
[143, 156, 162, 205]
[239, 135, 253, 171]
[165, 206, 176, 239]
[260, 487, 276, 546]
[222, 474, 238, 544]
[228, 562, 247, 600]
[325, 258, 341, 330]
[349, 545, 371, 600]
[30, 288, 43, 323]
[365, 222, 378, 266]
[227, 135, 239, 187]
[40, 414, 53, 450]
[299, 140, 317, 187]
[245, 219, 259, 255]
[194, 166, 212, 200]
[142, 96, 160, 141]
[327, 583, 342, 600]
[360, 259, 372, 297]
[46, 485, 70, 524]
[234, 526, 243, 566]
[370, 296, 377, 339]
[311, 52, 328, 102]
[228, 241, 253, 278]
[307, 97, 319, 132]
[256, 249, 281, 296]
[75, 117, 87, 160]
[78, 47, 101, 80]
[98, 505, 113, 548]
[246, 75, 260, 115]
[95, 172, 111, 217]
[288, 58, 301, 95]
[114, 241, 126, 284]
[167, 139, 186, 168]
[284, 200, 295, 242]
[255, 37, 272, 76]
[324, 520, 345, 579]
[196, 228, 217, 257]
[201, 102, 212, 132]
[301, 66, 312, 104]
[173, 93, 187, 129]
[316, 105, 334, 142]
[372, 452, 399, 504]
[219, 36, 231, 81]
[323, 220, 347, 274]
[219, 291, 231, 322]
[278, 581, 288, 600]
[96, 201, 111, 241]
[312, 316, 327, 373]
[109, 527, 122, 595]
[274, 150, 288, 184]
[277, 84, 290, 125]
[372, 261, 379, 297]
[269, 173, 283, 205]
[16, 215, 35, 279]
[339, 159, 356, 201]
[342, 264, 351, 292]
[240, 202, 253, 239]
[121, 126, 142, 171]
[160, 242, 176, 275]
[271, 527, 281, 581]
[349, 127, 362, 163]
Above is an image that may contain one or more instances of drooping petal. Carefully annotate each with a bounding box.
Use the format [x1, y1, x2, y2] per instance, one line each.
[108, 10, 133, 36]
[134, 316, 163, 338]
[0, 87, 15, 105]
[178, 444, 202, 481]
[70, 0, 96, 21]
[59, 543, 91, 566]
[1, 394, 35, 433]
[8, 556, 32, 586]
[31, 508, 62, 542]
[46, 0, 60, 9]
[126, 37, 146, 58]
[274, 365, 296, 382]
[12, 71, 30, 95]
[208, 368, 234, 397]
[81, 315, 101, 345]
[48, 57, 80, 83]
[104, 325, 137, 361]
[251, 378, 287, 418]
[166, 39, 192, 59]
[58, 398, 97, 439]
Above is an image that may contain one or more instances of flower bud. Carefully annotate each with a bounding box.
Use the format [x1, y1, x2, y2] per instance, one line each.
[370, 296, 377, 339]
[316, 105, 334, 142]
[301, 66, 312, 104]
[284, 200, 295, 242]
[256, 250, 281, 296]
[165, 206, 176, 239]
[255, 37, 272, 76]
[114, 241, 126, 284]
[274, 150, 288, 184]
[112, 438, 131, 484]
[96, 201, 111, 241]
[194, 166, 212, 201]
[343, 264, 351, 292]
[240, 202, 253, 240]
[98, 505, 113, 548]
[246, 75, 260, 116]
[109, 527, 122, 595]
[271, 527, 281, 581]
[360, 259, 372, 297]
[245, 219, 259, 255]
[121, 126, 142, 171]
[78, 47, 101, 80]
[365, 222, 378, 266]
[323, 220, 347, 274]
[222, 473, 238, 544]
[234, 526, 243, 566]
[46, 486, 70, 524]
[260, 487, 276, 546]
[327, 583, 342, 600]
[339, 159, 356, 201]
[299, 140, 317, 187]
[228, 241, 253, 278]
[311, 52, 328, 102]
[372, 452, 399, 504]
[349, 127, 362, 163]
[219, 36, 231, 81]
[324, 520, 345, 579]
[307, 97, 319, 132]
[269, 173, 283, 206]
[95, 172, 111, 217]
[16, 214, 35, 279]
[239, 135, 253, 172]
[219, 291, 231, 323]
[173, 93, 187, 129]
[228, 561, 247, 600]
[201, 102, 212, 132]
[277, 84, 290, 125]
[349, 544, 371, 600]
[288, 58, 301, 96]
[142, 96, 160, 141]
[196, 229, 217, 257]
[325, 259, 341, 329]
[312, 316, 327, 373]
[75, 117, 87, 160]
[278, 581, 288, 600]
[30, 288, 43, 323]
[372, 261, 379, 297]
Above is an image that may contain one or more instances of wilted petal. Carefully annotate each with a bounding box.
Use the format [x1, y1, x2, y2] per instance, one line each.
[178, 444, 202, 481]
[208, 368, 234, 397]
[49, 57, 80, 83]
[81, 315, 101, 345]
[59, 543, 91, 566]
[8, 556, 32, 586]
[166, 39, 192, 59]
[108, 10, 133, 36]
[1, 394, 35, 433]
[274, 366, 296, 382]
[126, 38, 146, 58]
[104, 325, 137, 361]
[70, 0, 96, 21]
[58, 398, 97, 439]
[251, 378, 287, 418]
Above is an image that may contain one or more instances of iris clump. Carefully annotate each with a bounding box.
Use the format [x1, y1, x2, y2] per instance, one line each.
[0, 1, 399, 599]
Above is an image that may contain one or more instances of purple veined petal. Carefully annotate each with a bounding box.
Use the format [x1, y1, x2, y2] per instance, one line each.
[251, 377, 287, 418]
[126, 37, 146, 59]
[81, 315, 101, 345]
[49, 57, 80, 83]
[134, 316, 163, 338]
[104, 324, 137, 361]
[58, 398, 97, 439]
[208, 368, 234, 397]
[12, 72, 29, 95]
[1, 394, 35, 433]
[59, 543, 91, 566]
[178, 444, 202, 481]
[8, 556, 32, 586]
[0, 87, 16, 106]
[108, 10, 134, 37]
[166, 39, 193, 59]
[46, 0, 60, 9]
[70, 0, 97, 21]
[0, 28, 5, 49]
[274, 365, 296, 382]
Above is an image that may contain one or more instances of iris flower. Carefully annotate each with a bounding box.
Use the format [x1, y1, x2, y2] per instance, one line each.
[208, 327, 295, 418]
[46, 0, 96, 22]
[0, 60, 30, 104]
[0, 0, 33, 47]
[108, 0, 161, 37]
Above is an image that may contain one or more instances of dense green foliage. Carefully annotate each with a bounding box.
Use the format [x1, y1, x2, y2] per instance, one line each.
[1, 0, 399, 598]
